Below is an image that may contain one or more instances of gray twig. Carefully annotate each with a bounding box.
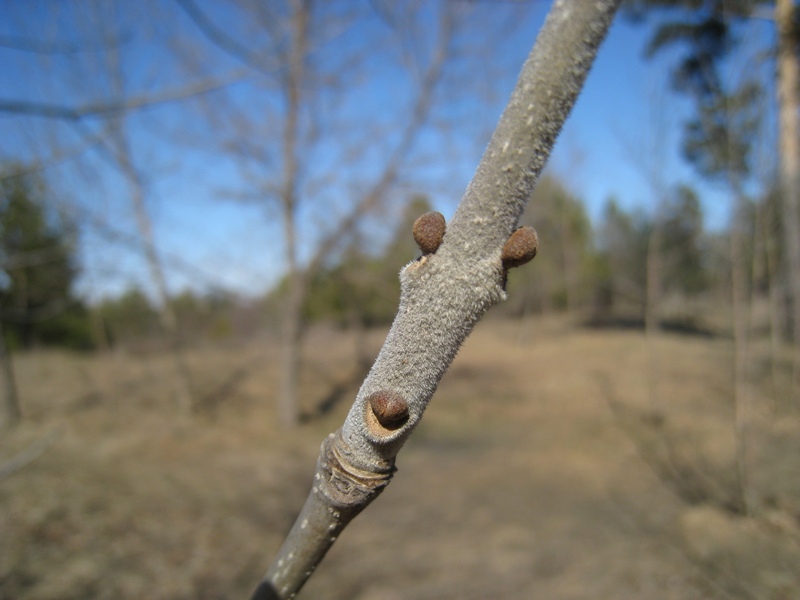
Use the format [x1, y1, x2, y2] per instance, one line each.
[252, 2, 621, 598]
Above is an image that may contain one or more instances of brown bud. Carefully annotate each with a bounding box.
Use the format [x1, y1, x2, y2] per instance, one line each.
[367, 390, 409, 430]
[412, 211, 446, 255]
[501, 226, 538, 269]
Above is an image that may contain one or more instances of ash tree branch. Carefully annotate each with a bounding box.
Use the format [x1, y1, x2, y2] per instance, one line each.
[251, 1, 621, 598]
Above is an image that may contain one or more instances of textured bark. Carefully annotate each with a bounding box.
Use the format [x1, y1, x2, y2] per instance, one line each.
[252, 1, 621, 598]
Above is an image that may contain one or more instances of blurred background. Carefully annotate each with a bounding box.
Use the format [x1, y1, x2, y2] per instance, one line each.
[1, 1, 799, 599]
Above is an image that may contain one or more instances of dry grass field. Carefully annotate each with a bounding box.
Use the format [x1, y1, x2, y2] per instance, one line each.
[1, 317, 799, 599]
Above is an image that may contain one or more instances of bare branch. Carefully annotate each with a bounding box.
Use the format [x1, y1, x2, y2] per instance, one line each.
[0, 33, 133, 54]
[0, 429, 62, 481]
[0, 68, 249, 120]
[304, 3, 455, 279]
[0, 124, 113, 182]
[252, 1, 621, 598]
[173, 0, 274, 72]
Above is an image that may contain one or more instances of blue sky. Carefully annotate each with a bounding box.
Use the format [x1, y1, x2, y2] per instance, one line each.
[0, 1, 779, 302]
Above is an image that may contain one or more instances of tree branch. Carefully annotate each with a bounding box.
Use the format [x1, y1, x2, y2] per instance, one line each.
[174, 0, 274, 72]
[0, 429, 62, 481]
[251, 1, 621, 598]
[0, 69, 249, 120]
[303, 4, 453, 279]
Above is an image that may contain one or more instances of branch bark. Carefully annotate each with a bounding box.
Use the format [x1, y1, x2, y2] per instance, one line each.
[252, 1, 620, 597]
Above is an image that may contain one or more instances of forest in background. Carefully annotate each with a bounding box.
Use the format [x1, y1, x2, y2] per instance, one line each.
[0, 165, 787, 350]
[2, 2, 800, 599]
[1, 0, 798, 450]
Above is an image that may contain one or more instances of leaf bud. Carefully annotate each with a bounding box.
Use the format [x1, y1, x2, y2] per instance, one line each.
[412, 211, 446, 255]
[367, 390, 409, 430]
[501, 226, 538, 269]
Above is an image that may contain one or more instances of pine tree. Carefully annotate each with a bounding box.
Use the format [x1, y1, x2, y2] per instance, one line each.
[0, 167, 90, 350]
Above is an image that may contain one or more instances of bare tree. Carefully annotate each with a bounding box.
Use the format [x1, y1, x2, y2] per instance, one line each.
[107, 125, 196, 414]
[179, 0, 525, 426]
[616, 85, 673, 412]
[249, 1, 620, 597]
[273, 14, 453, 423]
[94, 8, 197, 414]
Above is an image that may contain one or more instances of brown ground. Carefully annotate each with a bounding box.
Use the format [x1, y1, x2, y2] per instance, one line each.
[1, 317, 799, 600]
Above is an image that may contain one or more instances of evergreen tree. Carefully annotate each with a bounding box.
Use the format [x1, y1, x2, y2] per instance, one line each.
[0, 167, 90, 349]
[510, 175, 593, 315]
[660, 185, 707, 296]
[95, 288, 161, 349]
[599, 198, 651, 314]
[627, 0, 800, 345]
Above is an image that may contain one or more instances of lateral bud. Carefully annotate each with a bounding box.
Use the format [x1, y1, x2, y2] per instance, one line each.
[501, 226, 538, 269]
[412, 211, 446, 255]
[367, 390, 409, 431]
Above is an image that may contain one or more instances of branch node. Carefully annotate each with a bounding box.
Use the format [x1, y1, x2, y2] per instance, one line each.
[316, 431, 396, 518]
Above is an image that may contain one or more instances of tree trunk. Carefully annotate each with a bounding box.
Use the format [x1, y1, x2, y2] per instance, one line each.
[104, 32, 195, 415]
[278, 249, 304, 427]
[560, 205, 578, 315]
[124, 145, 195, 415]
[276, 0, 308, 428]
[645, 214, 663, 412]
[762, 197, 784, 410]
[251, 1, 620, 596]
[730, 184, 752, 516]
[0, 319, 21, 427]
[272, 2, 455, 427]
[776, 0, 800, 392]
